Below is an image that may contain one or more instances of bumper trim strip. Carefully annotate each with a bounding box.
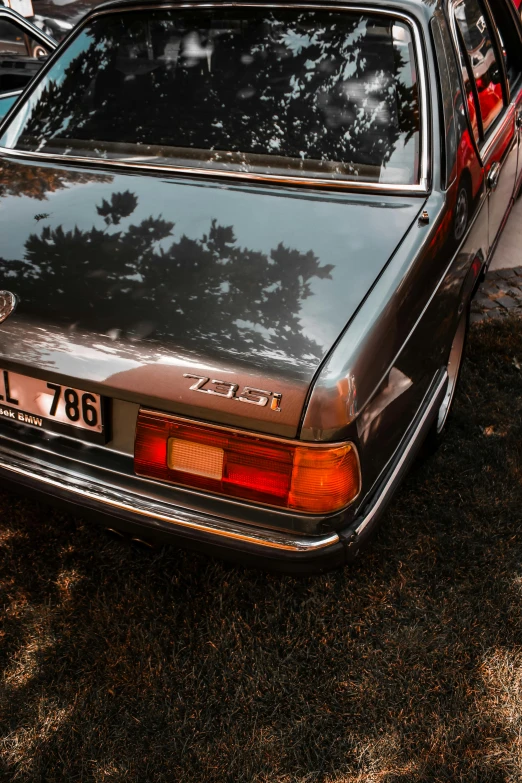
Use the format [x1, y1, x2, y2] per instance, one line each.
[0, 449, 339, 553]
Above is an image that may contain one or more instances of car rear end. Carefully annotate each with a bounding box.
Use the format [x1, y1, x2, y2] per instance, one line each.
[0, 1, 428, 571]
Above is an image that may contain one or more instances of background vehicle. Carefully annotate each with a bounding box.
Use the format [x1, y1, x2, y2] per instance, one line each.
[1, 0, 99, 40]
[31, 0, 103, 42]
[0, 0, 521, 573]
[0, 5, 55, 116]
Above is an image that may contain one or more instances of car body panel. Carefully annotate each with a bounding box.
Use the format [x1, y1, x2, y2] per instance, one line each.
[0, 0, 520, 571]
[0, 155, 424, 437]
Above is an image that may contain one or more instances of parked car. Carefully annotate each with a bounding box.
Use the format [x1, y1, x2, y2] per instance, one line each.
[30, 0, 103, 42]
[0, 5, 56, 117]
[0, 0, 520, 573]
[1, 0, 99, 40]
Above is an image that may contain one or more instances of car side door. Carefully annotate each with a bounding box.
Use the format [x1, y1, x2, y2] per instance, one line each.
[489, 0, 522, 199]
[451, 0, 520, 251]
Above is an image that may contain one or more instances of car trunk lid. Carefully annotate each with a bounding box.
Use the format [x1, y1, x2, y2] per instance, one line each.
[0, 157, 424, 437]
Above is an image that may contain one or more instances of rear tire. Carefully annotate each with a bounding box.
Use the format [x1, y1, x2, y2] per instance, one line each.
[454, 182, 470, 243]
[423, 308, 469, 454]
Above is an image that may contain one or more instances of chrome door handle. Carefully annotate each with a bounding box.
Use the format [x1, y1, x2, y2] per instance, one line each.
[487, 162, 500, 191]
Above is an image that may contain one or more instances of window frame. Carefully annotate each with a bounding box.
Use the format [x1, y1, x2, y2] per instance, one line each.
[0, 2, 430, 194]
[483, 0, 522, 99]
[482, 0, 511, 104]
[448, 0, 509, 150]
[430, 15, 460, 189]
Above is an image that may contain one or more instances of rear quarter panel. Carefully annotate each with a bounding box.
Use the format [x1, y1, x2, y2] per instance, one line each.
[301, 3, 487, 513]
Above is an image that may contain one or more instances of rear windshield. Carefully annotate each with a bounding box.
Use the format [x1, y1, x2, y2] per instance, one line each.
[0, 7, 421, 185]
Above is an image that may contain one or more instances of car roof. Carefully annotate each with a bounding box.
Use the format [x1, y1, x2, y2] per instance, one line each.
[84, 0, 444, 25]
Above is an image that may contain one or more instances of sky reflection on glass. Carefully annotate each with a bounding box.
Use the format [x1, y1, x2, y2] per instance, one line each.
[0, 8, 420, 185]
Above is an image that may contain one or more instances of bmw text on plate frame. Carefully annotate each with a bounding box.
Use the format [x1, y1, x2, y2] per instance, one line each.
[0, 0, 520, 573]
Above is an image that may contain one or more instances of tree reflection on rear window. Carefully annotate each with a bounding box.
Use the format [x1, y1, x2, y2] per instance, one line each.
[0, 8, 421, 185]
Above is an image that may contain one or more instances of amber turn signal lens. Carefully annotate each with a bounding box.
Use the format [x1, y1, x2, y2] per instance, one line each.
[134, 411, 360, 515]
[289, 444, 360, 513]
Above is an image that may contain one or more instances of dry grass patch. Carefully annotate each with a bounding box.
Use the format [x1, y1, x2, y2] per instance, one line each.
[0, 316, 521, 782]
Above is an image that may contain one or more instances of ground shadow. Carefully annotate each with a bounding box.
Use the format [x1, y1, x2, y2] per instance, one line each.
[0, 317, 521, 782]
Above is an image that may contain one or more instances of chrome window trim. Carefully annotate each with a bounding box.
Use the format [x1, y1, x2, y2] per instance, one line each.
[0, 90, 23, 100]
[0, 2, 430, 194]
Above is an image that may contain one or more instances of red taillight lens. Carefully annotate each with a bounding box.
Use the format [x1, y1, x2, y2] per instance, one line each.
[134, 411, 360, 514]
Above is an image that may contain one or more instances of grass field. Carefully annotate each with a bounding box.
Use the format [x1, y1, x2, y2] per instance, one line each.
[1, 317, 521, 783]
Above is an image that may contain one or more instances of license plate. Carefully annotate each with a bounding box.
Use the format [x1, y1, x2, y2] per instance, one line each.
[0, 369, 106, 442]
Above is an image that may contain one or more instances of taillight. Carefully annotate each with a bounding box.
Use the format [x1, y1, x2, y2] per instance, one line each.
[134, 411, 360, 514]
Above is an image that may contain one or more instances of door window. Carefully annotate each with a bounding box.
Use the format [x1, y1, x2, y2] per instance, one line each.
[454, 0, 504, 135]
[486, 0, 522, 94]
[457, 42, 481, 145]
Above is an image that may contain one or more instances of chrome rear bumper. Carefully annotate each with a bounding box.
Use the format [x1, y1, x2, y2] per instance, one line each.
[0, 447, 339, 554]
[0, 369, 447, 573]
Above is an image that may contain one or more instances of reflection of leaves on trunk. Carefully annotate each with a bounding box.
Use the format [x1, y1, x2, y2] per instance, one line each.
[97, 191, 138, 225]
[17, 9, 419, 178]
[7, 191, 333, 361]
[0, 159, 112, 201]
